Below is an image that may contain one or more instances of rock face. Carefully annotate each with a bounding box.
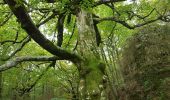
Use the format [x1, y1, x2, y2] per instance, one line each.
[121, 24, 170, 100]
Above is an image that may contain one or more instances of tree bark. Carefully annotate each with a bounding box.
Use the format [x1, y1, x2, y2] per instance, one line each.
[76, 10, 106, 100]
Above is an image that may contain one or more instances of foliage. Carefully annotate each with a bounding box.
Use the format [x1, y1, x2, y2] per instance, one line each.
[121, 23, 170, 99]
[0, 0, 170, 99]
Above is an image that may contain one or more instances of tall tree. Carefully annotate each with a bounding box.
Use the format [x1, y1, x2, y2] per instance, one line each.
[0, 0, 170, 99]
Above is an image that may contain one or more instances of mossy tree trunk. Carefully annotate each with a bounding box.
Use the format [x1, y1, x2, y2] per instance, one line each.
[4, 0, 109, 99]
[76, 10, 107, 100]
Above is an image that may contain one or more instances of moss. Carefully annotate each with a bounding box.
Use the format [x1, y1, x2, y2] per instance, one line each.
[121, 24, 170, 100]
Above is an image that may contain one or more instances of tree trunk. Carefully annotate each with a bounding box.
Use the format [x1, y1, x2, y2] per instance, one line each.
[76, 10, 107, 100]
[0, 54, 5, 99]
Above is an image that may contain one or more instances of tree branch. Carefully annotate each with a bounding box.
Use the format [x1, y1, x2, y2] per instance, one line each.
[36, 13, 57, 27]
[126, 8, 155, 20]
[0, 12, 12, 26]
[65, 20, 76, 48]
[0, 34, 27, 45]
[19, 62, 52, 96]
[57, 13, 65, 47]
[94, 16, 162, 29]
[0, 56, 60, 72]
[2, 36, 31, 61]
[5, 0, 82, 63]
[94, 0, 126, 7]
[93, 20, 102, 46]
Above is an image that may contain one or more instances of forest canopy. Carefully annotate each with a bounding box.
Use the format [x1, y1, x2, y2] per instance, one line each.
[0, 0, 170, 100]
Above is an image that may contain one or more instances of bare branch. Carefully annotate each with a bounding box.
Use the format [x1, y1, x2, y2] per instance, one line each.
[0, 56, 60, 72]
[126, 8, 155, 20]
[94, 16, 162, 29]
[36, 13, 57, 27]
[0, 13, 12, 26]
[94, 0, 126, 7]
[0, 35, 28, 45]
[2, 36, 31, 61]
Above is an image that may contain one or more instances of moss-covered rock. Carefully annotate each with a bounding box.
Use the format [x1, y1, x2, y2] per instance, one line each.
[121, 24, 170, 100]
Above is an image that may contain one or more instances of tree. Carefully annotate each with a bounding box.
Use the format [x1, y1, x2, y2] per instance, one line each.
[121, 24, 170, 99]
[0, 0, 170, 99]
